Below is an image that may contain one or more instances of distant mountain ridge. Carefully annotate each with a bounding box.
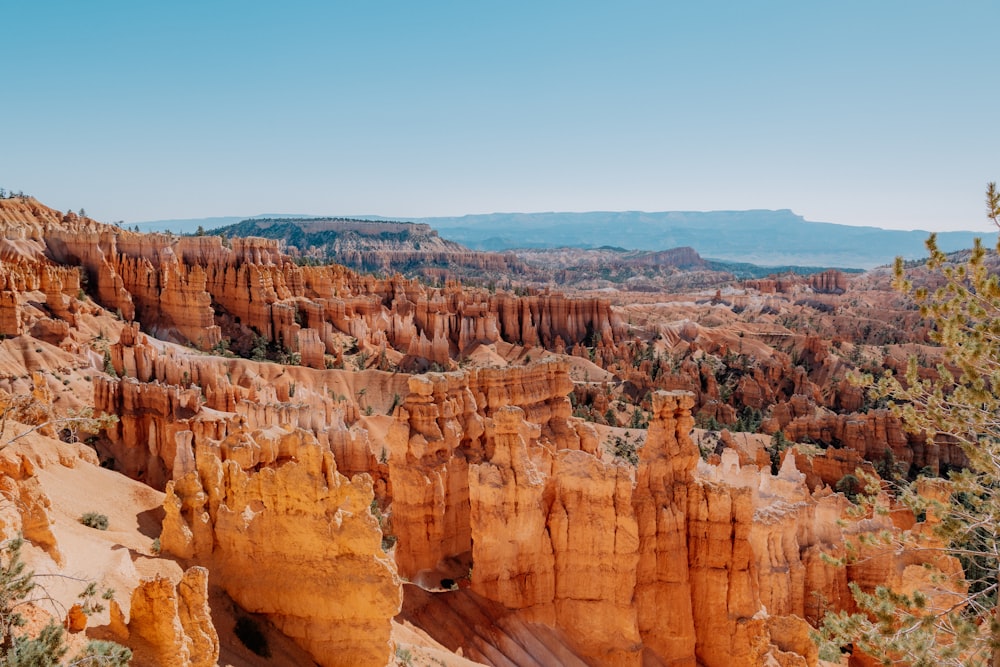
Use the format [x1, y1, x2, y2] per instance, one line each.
[206, 217, 859, 289]
[402, 210, 998, 269]
[136, 209, 998, 269]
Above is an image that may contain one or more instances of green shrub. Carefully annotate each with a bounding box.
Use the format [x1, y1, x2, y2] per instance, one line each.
[611, 435, 638, 466]
[1, 536, 131, 665]
[396, 646, 414, 667]
[80, 513, 109, 531]
[834, 474, 860, 503]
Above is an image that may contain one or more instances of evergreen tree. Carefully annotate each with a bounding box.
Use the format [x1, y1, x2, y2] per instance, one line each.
[818, 183, 1000, 665]
[1, 535, 131, 666]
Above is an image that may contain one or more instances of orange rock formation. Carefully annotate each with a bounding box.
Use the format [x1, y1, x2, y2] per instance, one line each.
[161, 429, 402, 667]
[127, 567, 220, 667]
[0, 196, 969, 666]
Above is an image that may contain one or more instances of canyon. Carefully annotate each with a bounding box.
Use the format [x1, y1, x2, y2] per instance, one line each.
[0, 195, 977, 666]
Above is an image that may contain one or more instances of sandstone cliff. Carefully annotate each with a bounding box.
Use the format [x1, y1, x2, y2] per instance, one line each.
[161, 428, 402, 667]
[0, 196, 969, 667]
[390, 382, 840, 666]
[391, 380, 952, 667]
[127, 567, 220, 667]
[0, 198, 624, 372]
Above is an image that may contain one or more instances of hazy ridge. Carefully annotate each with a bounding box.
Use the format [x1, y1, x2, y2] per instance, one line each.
[136, 209, 998, 270]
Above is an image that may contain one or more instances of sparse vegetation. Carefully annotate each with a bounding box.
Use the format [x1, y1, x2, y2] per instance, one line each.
[250, 334, 268, 362]
[1, 535, 130, 665]
[817, 184, 1000, 665]
[767, 430, 790, 475]
[396, 646, 414, 666]
[80, 512, 109, 530]
[102, 351, 117, 377]
[609, 432, 639, 465]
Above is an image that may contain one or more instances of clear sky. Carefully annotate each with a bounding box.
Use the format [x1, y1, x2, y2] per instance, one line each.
[2, 1, 997, 232]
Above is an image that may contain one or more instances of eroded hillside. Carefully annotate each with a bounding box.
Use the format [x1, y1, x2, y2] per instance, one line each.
[0, 196, 975, 667]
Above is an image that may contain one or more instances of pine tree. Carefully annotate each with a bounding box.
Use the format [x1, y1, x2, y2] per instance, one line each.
[1, 535, 131, 666]
[1, 536, 37, 654]
[817, 183, 1000, 665]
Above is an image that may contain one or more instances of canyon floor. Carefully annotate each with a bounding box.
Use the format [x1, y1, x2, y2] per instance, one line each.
[0, 197, 982, 666]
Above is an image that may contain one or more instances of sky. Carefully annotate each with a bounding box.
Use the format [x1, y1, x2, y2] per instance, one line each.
[2, 1, 997, 232]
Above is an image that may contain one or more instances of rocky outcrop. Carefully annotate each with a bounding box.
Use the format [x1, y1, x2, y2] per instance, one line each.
[386, 372, 482, 579]
[631, 391, 699, 663]
[0, 380, 106, 565]
[209, 216, 538, 284]
[94, 321, 409, 487]
[0, 445, 62, 564]
[405, 381, 948, 667]
[788, 445, 875, 491]
[808, 270, 847, 294]
[0, 203, 93, 340]
[1, 199, 624, 368]
[161, 429, 401, 667]
[742, 270, 846, 295]
[0, 289, 22, 336]
[547, 443, 641, 663]
[386, 361, 590, 582]
[467, 403, 642, 665]
[128, 567, 219, 667]
[459, 390, 851, 666]
[765, 401, 964, 474]
[470, 407, 556, 610]
[385, 382, 695, 665]
[396, 387, 812, 665]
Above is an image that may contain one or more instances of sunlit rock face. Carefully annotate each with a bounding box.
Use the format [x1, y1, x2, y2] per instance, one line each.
[0, 197, 967, 666]
[128, 566, 220, 667]
[161, 429, 402, 667]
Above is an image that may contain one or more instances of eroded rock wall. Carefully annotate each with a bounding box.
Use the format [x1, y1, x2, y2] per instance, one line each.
[161, 430, 401, 667]
[386, 361, 588, 582]
[128, 566, 220, 667]
[3, 198, 625, 367]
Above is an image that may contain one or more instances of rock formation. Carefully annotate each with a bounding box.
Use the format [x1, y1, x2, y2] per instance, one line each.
[0, 438, 64, 564]
[0, 198, 625, 370]
[208, 216, 540, 285]
[394, 382, 954, 666]
[390, 385, 851, 666]
[128, 567, 220, 667]
[161, 428, 401, 667]
[0, 196, 973, 666]
[386, 361, 591, 582]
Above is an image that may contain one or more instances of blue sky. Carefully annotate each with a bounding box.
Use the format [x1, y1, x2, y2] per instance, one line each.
[2, 1, 997, 232]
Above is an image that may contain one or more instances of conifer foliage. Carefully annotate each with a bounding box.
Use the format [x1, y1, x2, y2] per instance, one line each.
[1, 535, 131, 666]
[818, 184, 1000, 665]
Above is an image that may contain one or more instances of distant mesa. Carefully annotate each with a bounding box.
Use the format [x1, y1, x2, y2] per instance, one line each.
[206, 216, 534, 285]
[204, 217, 749, 289]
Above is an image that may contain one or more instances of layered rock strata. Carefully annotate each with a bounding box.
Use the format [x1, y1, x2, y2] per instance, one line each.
[390, 385, 835, 665]
[0, 198, 625, 368]
[386, 361, 592, 581]
[95, 321, 407, 488]
[161, 429, 401, 667]
[127, 567, 220, 667]
[390, 382, 954, 667]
